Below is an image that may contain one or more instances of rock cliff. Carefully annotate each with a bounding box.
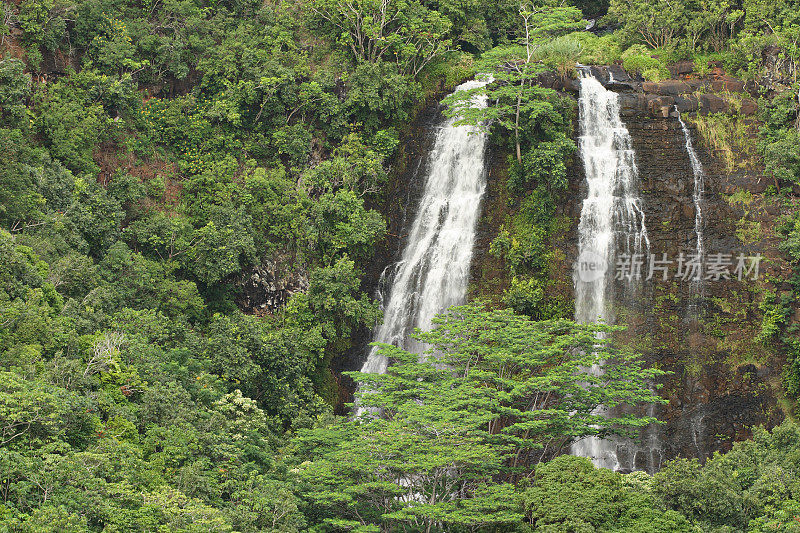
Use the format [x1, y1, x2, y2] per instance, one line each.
[474, 64, 794, 468]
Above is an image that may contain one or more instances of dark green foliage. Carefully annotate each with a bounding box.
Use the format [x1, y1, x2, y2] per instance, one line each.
[512, 133, 576, 193]
[654, 423, 800, 531]
[523, 456, 692, 531]
[758, 89, 800, 404]
[35, 74, 113, 177]
[776, 209, 800, 400]
[0, 128, 46, 226]
[0, 59, 31, 128]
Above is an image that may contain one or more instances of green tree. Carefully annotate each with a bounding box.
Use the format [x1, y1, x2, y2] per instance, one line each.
[608, 0, 688, 49]
[308, 0, 453, 78]
[296, 303, 665, 531]
[653, 422, 800, 531]
[0, 59, 31, 128]
[445, 1, 582, 163]
[522, 455, 692, 531]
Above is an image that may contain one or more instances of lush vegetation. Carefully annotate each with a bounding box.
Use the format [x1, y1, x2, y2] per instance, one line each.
[3, 0, 800, 530]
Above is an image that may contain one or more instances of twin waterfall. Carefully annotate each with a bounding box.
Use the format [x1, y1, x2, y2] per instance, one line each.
[359, 79, 490, 375]
[570, 72, 650, 470]
[358, 72, 705, 472]
[571, 73, 707, 470]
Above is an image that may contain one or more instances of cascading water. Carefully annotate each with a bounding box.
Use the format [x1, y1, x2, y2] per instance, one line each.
[571, 72, 650, 470]
[358, 78, 491, 378]
[676, 108, 705, 283]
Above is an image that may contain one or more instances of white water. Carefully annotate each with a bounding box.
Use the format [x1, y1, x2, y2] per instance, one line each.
[676, 108, 705, 275]
[358, 78, 491, 377]
[571, 72, 649, 469]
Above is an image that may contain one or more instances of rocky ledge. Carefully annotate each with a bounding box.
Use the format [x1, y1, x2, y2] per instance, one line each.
[538, 64, 758, 118]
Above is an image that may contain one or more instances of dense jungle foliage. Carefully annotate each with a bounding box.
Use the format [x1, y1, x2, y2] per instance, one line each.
[3, 0, 800, 530]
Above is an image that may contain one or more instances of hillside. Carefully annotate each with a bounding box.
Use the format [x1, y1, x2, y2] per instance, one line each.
[2, 0, 800, 531]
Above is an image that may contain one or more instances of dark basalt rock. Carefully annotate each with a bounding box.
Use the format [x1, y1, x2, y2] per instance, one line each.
[670, 60, 696, 77]
[699, 93, 730, 114]
[711, 77, 746, 93]
[586, 66, 752, 121]
[674, 95, 699, 112]
[646, 95, 675, 116]
[607, 79, 641, 92]
[608, 64, 634, 82]
[643, 80, 692, 95]
[617, 93, 648, 117]
[550, 66, 786, 468]
[535, 71, 580, 93]
[236, 257, 309, 315]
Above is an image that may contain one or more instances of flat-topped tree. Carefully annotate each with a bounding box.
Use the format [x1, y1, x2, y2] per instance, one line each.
[295, 303, 666, 531]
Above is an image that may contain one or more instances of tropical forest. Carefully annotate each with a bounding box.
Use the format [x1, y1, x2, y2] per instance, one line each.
[2, 0, 800, 530]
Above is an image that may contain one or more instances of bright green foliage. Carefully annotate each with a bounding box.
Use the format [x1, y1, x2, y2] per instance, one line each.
[402, 303, 666, 449]
[621, 45, 671, 80]
[573, 32, 624, 65]
[295, 303, 665, 530]
[295, 410, 517, 531]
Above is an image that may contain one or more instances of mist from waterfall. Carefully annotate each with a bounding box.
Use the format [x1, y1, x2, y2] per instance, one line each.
[358, 78, 491, 377]
[571, 72, 649, 470]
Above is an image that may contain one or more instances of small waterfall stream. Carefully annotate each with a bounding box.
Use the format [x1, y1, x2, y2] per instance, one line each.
[676, 108, 706, 284]
[359, 78, 491, 376]
[571, 72, 649, 470]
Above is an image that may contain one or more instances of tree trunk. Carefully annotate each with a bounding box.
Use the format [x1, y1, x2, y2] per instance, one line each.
[515, 88, 522, 163]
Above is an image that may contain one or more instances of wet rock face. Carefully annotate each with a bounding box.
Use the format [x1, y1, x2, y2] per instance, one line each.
[622, 111, 783, 464]
[558, 66, 787, 466]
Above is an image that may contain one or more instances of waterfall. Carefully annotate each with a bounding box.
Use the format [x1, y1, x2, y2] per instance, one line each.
[358, 78, 491, 377]
[676, 108, 705, 277]
[571, 72, 649, 470]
